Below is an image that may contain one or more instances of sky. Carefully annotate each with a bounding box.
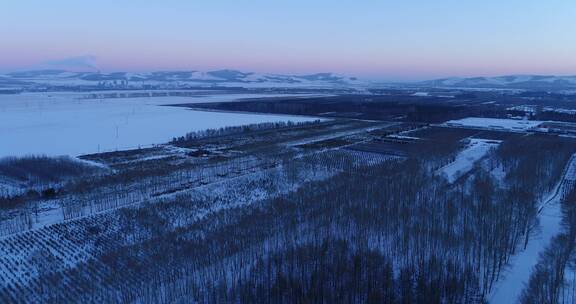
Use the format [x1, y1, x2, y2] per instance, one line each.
[1, 0, 575, 80]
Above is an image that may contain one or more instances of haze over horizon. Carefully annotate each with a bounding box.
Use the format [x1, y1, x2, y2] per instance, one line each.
[2, 0, 575, 81]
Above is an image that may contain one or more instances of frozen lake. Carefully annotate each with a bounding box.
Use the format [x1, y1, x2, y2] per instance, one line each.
[0, 91, 317, 158]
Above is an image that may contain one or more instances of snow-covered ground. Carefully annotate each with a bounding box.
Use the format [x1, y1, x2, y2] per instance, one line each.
[286, 124, 393, 147]
[444, 117, 543, 131]
[488, 154, 576, 304]
[0, 176, 24, 198]
[489, 204, 562, 304]
[440, 138, 500, 183]
[386, 134, 420, 140]
[0, 92, 317, 158]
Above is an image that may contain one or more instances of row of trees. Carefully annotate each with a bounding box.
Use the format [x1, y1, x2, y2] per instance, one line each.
[0, 155, 102, 185]
[172, 120, 322, 145]
[0, 155, 104, 201]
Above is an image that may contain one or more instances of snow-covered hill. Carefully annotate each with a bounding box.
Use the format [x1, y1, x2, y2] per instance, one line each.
[419, 75, 576, 90]
[6, 70, 576, 91]
[0, 69, 363, 90]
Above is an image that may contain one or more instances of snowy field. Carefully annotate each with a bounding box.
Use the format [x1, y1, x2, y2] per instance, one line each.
[444, 117, 543, 131]
[0, 92, 317, 157]
[440, 138, 500, 183]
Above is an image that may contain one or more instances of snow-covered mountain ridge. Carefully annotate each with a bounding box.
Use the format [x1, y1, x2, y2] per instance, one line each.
[419, 75, 576, 90]
[0, 69, 362, 89]
[4, 70, 576, 91]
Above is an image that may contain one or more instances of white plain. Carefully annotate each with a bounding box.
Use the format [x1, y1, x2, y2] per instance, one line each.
[0, 92, 316, 158]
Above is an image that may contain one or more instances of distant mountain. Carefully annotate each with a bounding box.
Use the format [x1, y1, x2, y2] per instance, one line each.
[418, 75, 576, 90]
[6, 70, 575, 91]
[0, 69, 363, 90]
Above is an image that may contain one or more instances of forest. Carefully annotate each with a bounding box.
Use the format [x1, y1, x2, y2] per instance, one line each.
[1, 116, 576, 303]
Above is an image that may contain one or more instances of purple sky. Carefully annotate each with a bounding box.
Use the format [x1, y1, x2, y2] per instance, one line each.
[1, 0, 575, 80]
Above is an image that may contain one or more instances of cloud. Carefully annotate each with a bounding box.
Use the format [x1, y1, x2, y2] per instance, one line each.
[42, 55, 99, 71]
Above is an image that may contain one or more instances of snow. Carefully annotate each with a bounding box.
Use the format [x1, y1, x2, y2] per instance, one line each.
[444, 117, 543, 131]
[507, 105, 576, 116]
[412, 92, 430, 97]
[431, 75, 576, 88]
[1, 70, 369, 89]
[488, 154, 576, 304]
[489, 206, 562, 304]
[386, 134, 420, 140]
[0, 92, 317, 158]
[286, 124, 394, 147]
[0, 146, 382, 238]
[0, 147, 377, 291]
[0, 176, 24, 197]
[544, 107, 576, 115]
[440, 138, 500, 183]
